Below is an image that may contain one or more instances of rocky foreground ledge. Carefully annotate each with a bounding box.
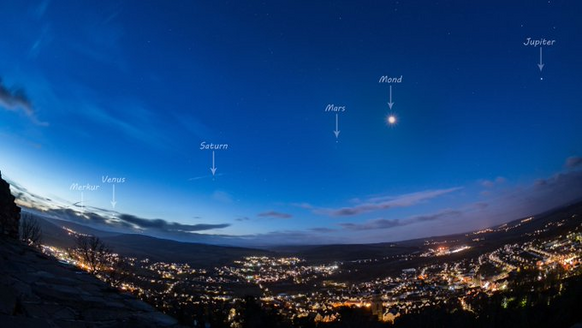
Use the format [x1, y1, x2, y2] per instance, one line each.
[0, 236, 184, 328]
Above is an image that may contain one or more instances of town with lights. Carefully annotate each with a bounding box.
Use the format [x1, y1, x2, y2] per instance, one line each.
[37, 207, 581, 327]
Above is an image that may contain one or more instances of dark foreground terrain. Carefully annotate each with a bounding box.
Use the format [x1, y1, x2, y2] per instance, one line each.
[0, 235, 184, 328]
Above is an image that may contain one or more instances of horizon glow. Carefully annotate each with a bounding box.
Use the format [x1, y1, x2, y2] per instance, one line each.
[1, 1, 582, 246]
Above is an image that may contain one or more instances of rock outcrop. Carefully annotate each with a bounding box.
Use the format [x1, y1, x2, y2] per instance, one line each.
[0, 171, 20, 239]
[0, 236, 184, 328]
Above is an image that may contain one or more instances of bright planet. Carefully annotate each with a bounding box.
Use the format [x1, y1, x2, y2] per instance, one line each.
[387, 115, 397, 125]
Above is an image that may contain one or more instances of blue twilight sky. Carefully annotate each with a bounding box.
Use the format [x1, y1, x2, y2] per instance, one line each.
[1, 0, 582, 246]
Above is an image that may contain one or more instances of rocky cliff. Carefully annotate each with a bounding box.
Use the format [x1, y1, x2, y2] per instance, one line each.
[0, 172, 184, 327]
[0, 171, 20, 239]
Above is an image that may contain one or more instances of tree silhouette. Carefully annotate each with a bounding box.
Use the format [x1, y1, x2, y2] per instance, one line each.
[19, 213, 42, 246]
[74, 235, 111, 273]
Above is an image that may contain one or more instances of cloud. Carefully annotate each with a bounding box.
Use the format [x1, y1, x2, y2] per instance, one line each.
[339, 219, 401, 231]
[7, 179, 62, 212]
[414, 210, 462, 222]
[69, 7, 126, 71]
[82, 103, 159, 145]
[9, 178, 230, 234]
[293, 202, 314, 210]
[472, 202, 489, 210]
[0, 78, 48, 126]
[118, 214, 229, 232]
[530, 170, 582, 199]
[481, 167, 582, 227]
[339, 209, 462, 231]
[237, 230, 342, 246]
[310, 227, 336, 233]
[565, 156, 582, 169]
[258, 211, 293, 219]
[188, 173, 224, 181]
[316, 187, 462, 217]
[170, 111, 216, 141]
[482, 180, 494, 188]
[33, 0, 51, 18]
[481, 176, 506, 188]
[29, 25, 54, 58]
[8, 156, 582, 247]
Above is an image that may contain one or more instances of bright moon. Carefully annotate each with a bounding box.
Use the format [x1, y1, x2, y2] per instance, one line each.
[387, 115, 397, 125]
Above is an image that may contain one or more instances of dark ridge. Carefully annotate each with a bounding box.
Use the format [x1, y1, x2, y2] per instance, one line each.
[0, 171, 20, 239]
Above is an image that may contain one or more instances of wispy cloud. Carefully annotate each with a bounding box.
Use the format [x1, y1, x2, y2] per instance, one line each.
[33, 0, 51, 18]
[188, 173, 224, 181]
[70, 6, 127, 71]
[0, 78, 48, 126]
[78, 101, 174, 149]
[339, 209, 462, 231]
[170, 111, 216, 141]
[258, 211, 293, 219]
[565, 156, 582, 169]
[29, 24, 54, 58]
[313, 187, 462, 217]
[481, 176, 506, 188]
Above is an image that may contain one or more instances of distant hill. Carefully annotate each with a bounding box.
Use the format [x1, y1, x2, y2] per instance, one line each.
[277, 199, 582, 267]
[25, 213, 122, 249]
[313, 200, 582, 282]
[101, 233, 271, 267]
[31, 199, 582, 270]
[284, 243, 421, 264]
[33, 214, 270, 268]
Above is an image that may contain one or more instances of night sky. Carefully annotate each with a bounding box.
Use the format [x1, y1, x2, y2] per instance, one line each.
[1, 1, 581, 246]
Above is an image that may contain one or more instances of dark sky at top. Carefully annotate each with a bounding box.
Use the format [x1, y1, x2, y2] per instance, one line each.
[1, 0, 581, 245]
